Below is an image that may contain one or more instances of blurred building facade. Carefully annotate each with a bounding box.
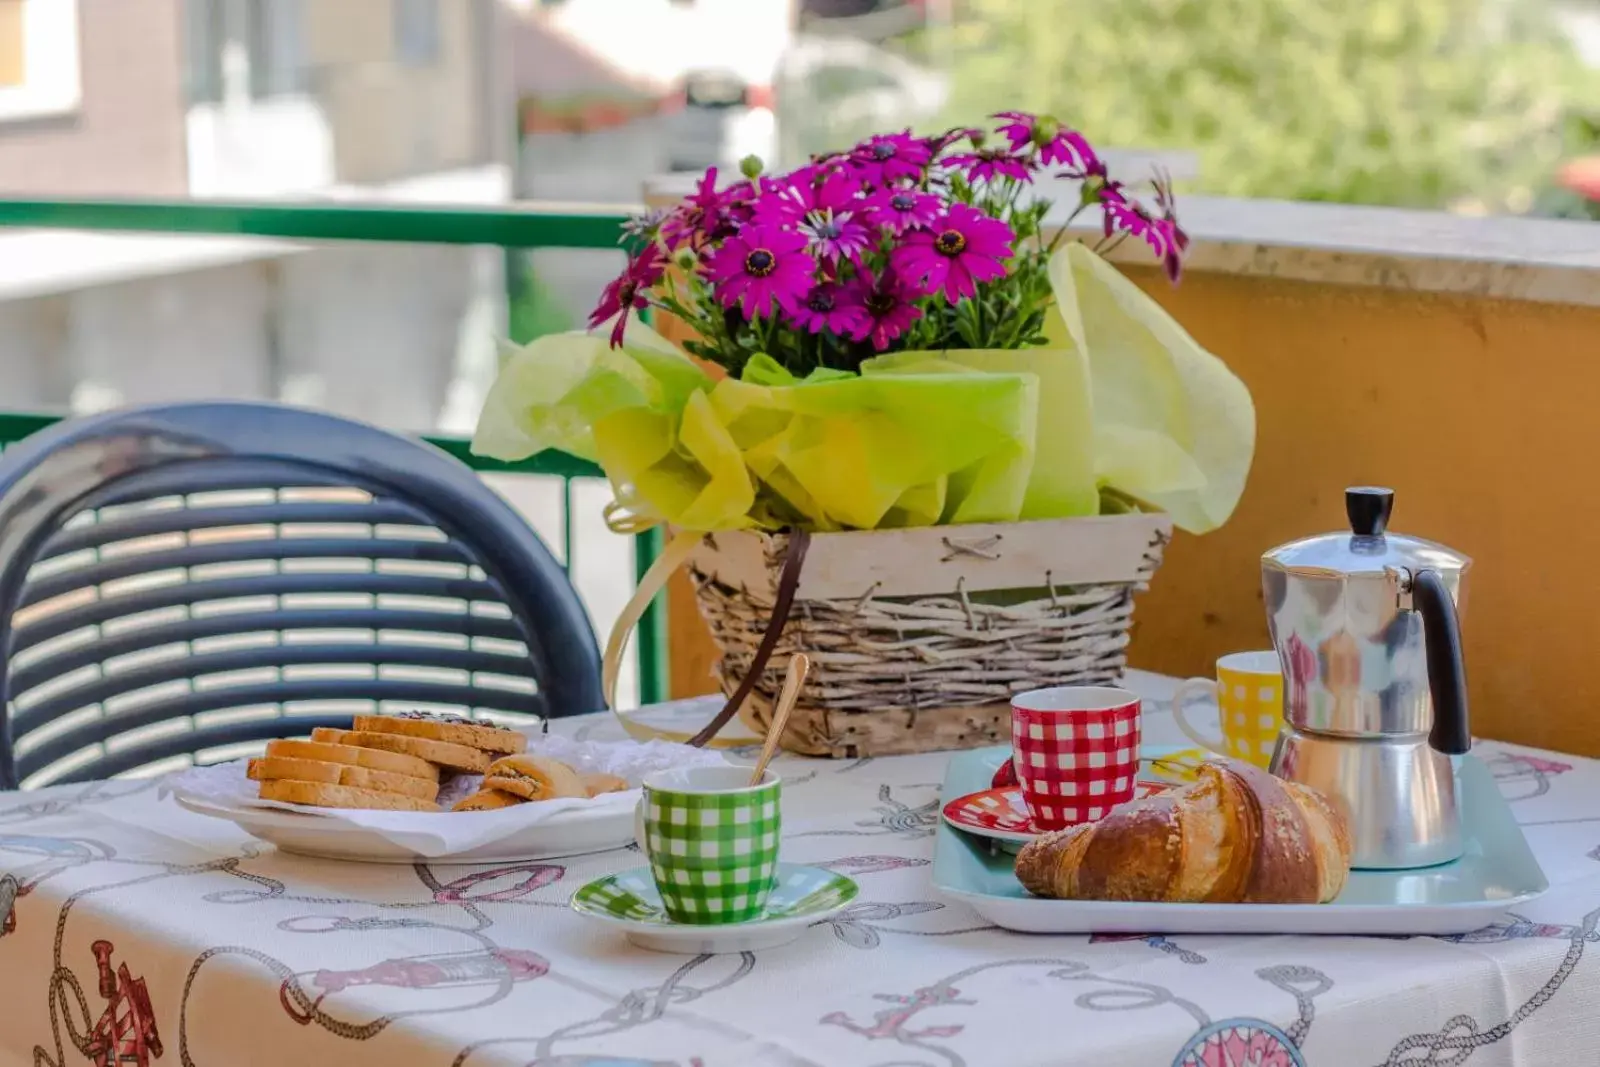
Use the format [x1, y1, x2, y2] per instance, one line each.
[0, 0, 511, 434]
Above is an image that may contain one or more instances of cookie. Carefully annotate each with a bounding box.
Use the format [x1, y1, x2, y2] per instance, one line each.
[265, 738, 438, 782]
[451, 789, 526, 812]
[352, 713, 528, 755]
[483, 754, 586, 801]
[580, 772, 630, 797]
[259, 779, 440, 813]
[312, 727, 492, 774]
[248, 756, 440, 803]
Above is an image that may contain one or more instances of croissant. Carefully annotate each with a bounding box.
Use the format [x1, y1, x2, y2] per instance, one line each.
[1014, 759, 1352, 904]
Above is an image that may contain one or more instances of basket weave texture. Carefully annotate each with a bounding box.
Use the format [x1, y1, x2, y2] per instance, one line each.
[685, 514, 1172, 757]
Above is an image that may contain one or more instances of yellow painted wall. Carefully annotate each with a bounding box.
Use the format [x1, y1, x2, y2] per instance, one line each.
[1117, 266, 1600, 757]
[662, 264, 1600, 757]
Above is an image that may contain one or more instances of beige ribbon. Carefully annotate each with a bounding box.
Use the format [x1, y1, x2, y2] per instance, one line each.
[600, 528, 761, 746]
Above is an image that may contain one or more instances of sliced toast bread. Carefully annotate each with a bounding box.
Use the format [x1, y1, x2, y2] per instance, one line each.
[352, 713, 527, 755]
[259, 778, 440, 812]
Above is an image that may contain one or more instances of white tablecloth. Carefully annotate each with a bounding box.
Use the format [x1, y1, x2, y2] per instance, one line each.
[3, 671, 1599, 1067]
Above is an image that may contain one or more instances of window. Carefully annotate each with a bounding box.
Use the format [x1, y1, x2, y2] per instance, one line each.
[183, 0, 224, 104]
[393, 0, 439, 67]
[184, 0, 307, 104]
[0, 0, 82, 120]
[246, 0, 308, 98]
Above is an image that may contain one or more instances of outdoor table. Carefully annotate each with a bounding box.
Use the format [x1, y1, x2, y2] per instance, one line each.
[3, 670, 1598, 1066]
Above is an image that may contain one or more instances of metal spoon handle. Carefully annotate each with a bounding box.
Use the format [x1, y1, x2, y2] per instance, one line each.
[749, 653, 809, 787]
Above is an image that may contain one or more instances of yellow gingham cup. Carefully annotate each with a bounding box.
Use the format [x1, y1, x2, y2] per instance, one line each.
[1171, 650, 1283, 769]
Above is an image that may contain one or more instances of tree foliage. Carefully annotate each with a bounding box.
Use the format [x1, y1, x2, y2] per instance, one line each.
[935, 0, 1597, 210]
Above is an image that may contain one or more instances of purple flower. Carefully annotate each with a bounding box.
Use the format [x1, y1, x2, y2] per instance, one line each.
[864, 185, 941, 235]
[925, 126, 983, 155]
[619, 207, 668, 244]
[1056, 136, 1109, 187]
[889, 203, 1014, 303]
[755, 166, 857, 226]
[792, 281, 871, 336]
[945, 148, 1035, 185]
[1102, 196, 1188, 284]
[992, 111, 1098, 170]
[992, 110, 1037, 151]
[849, 131, 932, 186]
[850, 272, 923, 351]
[797, 207, 874, 265]
[1046, 129, 1099, 170]
[661, 167, 724, 249]
[706, 223, 813, 319]
[1151, 172, 1190, 282]
[590, 245, 666, 347]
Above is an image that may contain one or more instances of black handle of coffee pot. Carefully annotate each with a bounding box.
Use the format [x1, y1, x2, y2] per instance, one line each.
[1411, 568, 1471, 755]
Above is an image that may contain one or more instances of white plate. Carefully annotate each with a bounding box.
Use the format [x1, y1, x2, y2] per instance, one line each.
[174, 793, 637, 864]
[934, 747, 1548, 935]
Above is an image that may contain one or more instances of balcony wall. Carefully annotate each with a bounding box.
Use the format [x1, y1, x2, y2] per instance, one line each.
[653, 189, 1600, 758]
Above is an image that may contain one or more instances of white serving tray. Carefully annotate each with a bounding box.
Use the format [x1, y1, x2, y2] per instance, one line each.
[933, 746, 1547, 935]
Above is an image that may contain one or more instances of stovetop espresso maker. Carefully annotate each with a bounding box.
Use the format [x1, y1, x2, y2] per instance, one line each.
[1262, 487, 1472, 869]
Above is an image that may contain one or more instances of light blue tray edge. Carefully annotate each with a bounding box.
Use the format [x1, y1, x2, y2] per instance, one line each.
[931, 746, 1550, 920]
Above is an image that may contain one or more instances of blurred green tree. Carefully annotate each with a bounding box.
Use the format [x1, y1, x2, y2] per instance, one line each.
[935, 0, 1597, 210]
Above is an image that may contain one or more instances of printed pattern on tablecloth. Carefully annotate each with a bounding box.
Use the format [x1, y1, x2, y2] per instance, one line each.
[1010, 701, 1141, 824]
[3, 673, 1600, 1067]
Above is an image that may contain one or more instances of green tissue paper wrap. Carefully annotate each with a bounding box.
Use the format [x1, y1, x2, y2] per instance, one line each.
[472, 243, 1255, 535]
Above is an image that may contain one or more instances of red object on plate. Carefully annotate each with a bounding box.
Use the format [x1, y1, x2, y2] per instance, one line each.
[943, 780, 1174, 844]
[990, 759, 1018, 789]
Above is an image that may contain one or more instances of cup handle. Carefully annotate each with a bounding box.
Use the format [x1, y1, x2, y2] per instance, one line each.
[1170, 678, 1229, 757]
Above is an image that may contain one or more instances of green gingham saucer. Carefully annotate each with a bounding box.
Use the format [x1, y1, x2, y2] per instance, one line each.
[571, 863, 859, 954]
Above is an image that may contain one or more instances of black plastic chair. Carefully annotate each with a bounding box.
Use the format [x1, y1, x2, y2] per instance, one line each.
[0, 402, 604, 789]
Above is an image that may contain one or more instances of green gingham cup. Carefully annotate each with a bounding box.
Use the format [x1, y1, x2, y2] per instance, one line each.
[639, 765, 781, 924]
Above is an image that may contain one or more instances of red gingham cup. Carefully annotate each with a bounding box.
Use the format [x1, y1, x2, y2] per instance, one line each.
[1011, 686, 1142, 830]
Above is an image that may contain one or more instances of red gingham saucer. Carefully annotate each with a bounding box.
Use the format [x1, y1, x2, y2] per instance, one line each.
[943, 779, 1175, 847]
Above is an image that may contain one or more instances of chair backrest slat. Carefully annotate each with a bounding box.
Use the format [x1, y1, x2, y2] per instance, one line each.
[38, 500, 435, 560]
[13, 641, 538, 736]
[17, 677, 548, 783]
[12, 572, 510, 652]
[20, 536, 477, 609]
[0, 402, 603, 789]
[9, 607, 528, 696]
[34, 712, 373, 785]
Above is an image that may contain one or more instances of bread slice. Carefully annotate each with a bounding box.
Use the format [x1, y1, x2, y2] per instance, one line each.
[483, 754, 586, 800]
[451, 789, 525, 812]
[265, 738, 438, 782]
[312, 727, 491, 774]
[259, 778, 439, 812]
[248, 756, 440, 802]
[353, 713, 528, 755]
[248, 755, 341, 785]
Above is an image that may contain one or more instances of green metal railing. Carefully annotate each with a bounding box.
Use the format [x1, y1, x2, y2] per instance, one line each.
[0, 197, 668, 705]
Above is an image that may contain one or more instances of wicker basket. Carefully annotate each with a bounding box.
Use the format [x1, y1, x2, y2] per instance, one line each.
[685, 513, 1173, 757]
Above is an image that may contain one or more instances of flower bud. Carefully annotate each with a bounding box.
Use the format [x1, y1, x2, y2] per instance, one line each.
[967, 128, 987, 150]
[673, 247, 699, 272]
[739, 154, 765, 179]
[1079, 174, 1107, 207]
[1033, 116, 1061, 146]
